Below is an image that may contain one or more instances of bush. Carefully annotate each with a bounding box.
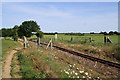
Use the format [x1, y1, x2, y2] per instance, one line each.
[36, 30, 44, 38]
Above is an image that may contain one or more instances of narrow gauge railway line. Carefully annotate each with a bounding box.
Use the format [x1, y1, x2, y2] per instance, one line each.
[29, 38, 120, 69]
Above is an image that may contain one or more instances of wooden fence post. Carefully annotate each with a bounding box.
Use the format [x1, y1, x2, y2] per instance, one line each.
[46, 38, 52, 49]
[107, 37, 112, 43]
[23, 36, 27, 48]
[89, 37, 92, 42]
[37, 37, 41, 46]
[70, 37, 73, 42]
[104, 36, 107, 43]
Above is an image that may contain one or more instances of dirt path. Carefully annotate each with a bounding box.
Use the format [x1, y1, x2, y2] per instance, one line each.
[2, 47, 22, 78]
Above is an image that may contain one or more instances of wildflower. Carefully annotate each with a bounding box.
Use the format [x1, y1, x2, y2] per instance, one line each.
[76, 68, 79, 70]
[97, 77, 100, 79]
[69, 65, 72, 67]
[69, 76, 71, 77]
[85, 72, 88, 75]
[88, 76, 91, 79]
[65, 71, 69, 75]
[74, 64, 76, 66]
[77, 76, 79, 78]
[83, 76, 85, 78]
[79, 70, 84, 73]
[75, 73, 78, 75]
[68, 69, 70, 71]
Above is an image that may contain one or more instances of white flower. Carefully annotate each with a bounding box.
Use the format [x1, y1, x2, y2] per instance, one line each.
[76, 68, 79, 70]
[85, 72, 88, 75]
[88, 76, 91, 79]
[70, 72, 72, 74]
[75, 73, 78, 75]
[74, 64, 75, 66]
[65, 71, 69, 75]
[79, 70, 84, 73]
[72, 71, 75, 73]
[68, 69, 70, 71]
[73, 65, 75, 67]
[83, 76, 85, 78]
[97, 77, 100, 79]
[69, 65, 72, 67]
[77, 76, 79, 78]
[69, 76, 71, 77]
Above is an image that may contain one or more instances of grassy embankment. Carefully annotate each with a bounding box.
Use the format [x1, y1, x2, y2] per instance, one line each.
[2, 38, 21, 60]
[11, 41, 107, 78]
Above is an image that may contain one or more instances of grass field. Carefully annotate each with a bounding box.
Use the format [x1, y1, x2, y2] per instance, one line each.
[1, 38, 21, 63]
[43, 34, 119, 45]
[30, 34, 119, 44]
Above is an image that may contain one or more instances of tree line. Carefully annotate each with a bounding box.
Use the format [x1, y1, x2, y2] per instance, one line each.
[1, 20, 43, 41]
[44, 31, 120, 36]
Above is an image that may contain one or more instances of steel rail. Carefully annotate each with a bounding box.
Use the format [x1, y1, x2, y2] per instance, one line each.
[29, 38, 120, 69]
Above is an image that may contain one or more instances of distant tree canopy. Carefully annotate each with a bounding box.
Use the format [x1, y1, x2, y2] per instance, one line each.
[12, 25, 19, 41]
[1, 20, 43, 38]
[2, 28, 13, 37]
[100, 31, 120, 35]
[18, 21, 41, 37]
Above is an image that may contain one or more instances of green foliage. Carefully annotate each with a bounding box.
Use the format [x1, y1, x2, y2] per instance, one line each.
[36, 30, 44, 38]
[114, 47, 120, 61]
[18, 21, 40, 37]
[2, 28, 13, 37]
[2, 39, 21, 58]
[17, 52, 36, 78]
[13, 32, 18, 41]
[12, 25, 19, 41]
[10, 57, 16, 77]
[34, 73, 48, 78]
[16, 51, 48, 78]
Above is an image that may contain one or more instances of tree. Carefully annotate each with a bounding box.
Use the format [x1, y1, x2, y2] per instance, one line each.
[2, 28, 13, 37]
[12, 25, 19, 41]
[36, 30, 44, 38]
[109, 31, 114, 35]
[18, 21, 40, 37]
[90, 32, 94, 34]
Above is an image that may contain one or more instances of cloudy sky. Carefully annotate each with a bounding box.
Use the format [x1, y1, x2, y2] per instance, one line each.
[2, 2, 118, 33]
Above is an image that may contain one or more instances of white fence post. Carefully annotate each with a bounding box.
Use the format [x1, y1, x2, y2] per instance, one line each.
[55, 34, 57, 41]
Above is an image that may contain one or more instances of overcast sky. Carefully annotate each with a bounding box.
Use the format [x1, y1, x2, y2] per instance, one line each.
[2, 2, 118, 33]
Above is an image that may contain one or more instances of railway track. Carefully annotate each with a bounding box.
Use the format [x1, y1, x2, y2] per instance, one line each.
[29, 38, 120, 69]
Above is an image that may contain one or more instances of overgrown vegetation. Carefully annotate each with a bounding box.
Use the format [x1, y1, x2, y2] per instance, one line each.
[12, 50, 49, 78]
